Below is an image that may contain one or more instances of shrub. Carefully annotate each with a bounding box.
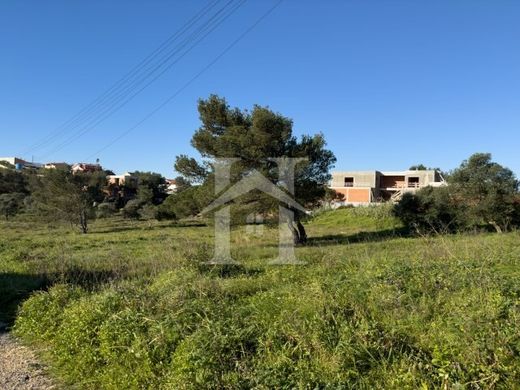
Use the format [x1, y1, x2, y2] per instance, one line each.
[139, 204, 158, 220]
[96, 202, 116, 218]
[157, 186, 204, 219]
[393, 186, 462, 234]
[122, 199, 142, 219]
[394, 153, 520, 234]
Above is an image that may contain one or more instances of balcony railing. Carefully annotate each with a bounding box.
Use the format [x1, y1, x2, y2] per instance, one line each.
[385, 182, 422, 189]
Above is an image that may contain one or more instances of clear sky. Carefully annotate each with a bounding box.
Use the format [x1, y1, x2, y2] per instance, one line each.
[1, 0, 519, 177]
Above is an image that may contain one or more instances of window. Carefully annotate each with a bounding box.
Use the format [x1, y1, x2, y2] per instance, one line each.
[344, 177, 354, 187]
[408, 177, 420, 188]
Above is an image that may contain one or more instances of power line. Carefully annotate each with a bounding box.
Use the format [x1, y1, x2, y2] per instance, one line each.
[39, 0, 246, 160]
[21, 0, 224, 156]
[86, 0, 284, 161]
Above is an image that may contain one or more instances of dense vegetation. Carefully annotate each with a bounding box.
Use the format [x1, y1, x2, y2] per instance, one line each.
[0, 166, 173, 232]
[394, 153, 520, 234]
[2, 207, 520, 389]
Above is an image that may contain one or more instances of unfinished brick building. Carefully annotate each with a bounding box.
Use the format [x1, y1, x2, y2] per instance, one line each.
[329, 170, 447, 205]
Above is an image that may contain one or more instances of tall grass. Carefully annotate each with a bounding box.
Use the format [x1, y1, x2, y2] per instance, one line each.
[1, 208, 520, 388]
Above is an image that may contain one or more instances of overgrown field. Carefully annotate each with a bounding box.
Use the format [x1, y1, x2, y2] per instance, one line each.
[1, 207, 520, 389]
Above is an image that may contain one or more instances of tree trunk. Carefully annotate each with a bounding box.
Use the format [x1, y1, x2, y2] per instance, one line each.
[489, 221, 503, 233]
[287, 221, 300, 244]
[79, 210, 88, 234]
[286, 212, 307, 245]
[296, 219, 307, 244]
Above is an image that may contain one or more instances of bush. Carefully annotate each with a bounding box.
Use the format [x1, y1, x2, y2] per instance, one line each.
[156, 206, 176, 221]
[138, 204, 158, 220]
[158, 186, 204, 220]
[394, 154, 520, 234]
[0, 192, 26, 220]
[96, 202, 116, 219]
[393, 187, 462, 234]
[122, 199, 142, 219]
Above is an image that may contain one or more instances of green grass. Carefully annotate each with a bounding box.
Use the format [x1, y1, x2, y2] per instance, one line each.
[1, 208, 520, 388]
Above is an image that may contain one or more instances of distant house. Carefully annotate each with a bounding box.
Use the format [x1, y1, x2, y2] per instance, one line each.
[107, 172, 138, 187]
[105, 172, 138, 202]
[71, 162, 103, 174]
[0, 157, 42, 170]
[165, 179, 177, 194]
[329, 169, 447, 205]
[44, 162, 70, 170]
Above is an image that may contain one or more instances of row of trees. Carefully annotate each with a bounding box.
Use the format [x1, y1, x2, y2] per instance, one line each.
[1, 95, 336, 241]
[394, 153, 520, 234]
[8, 95, 514, 240]
[0, 167, 177, 233]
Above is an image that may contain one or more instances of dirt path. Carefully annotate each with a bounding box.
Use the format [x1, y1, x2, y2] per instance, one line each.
[0, 329, 57, 390]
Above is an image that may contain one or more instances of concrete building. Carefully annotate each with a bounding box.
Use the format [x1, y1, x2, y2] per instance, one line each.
[107, 172, 138, 187]
[329, 169, 447, 205]
[165, 179, 177, 194]
[71, 162, 103, 174]
[0, 157, 42, 170]
[44, 162, 70, 170]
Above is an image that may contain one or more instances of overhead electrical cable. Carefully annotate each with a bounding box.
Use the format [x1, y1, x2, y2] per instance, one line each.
[39, 0, 246, 159]
[21, 0, 226, 156]
[85, 0, 283, 161]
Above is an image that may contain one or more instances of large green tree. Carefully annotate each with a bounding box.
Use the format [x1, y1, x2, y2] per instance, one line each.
[174, 95, 336, 243]
[449, 153, 518, 232]
[395, 153, 519, 234]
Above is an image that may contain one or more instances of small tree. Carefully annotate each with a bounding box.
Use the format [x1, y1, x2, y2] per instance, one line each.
[0, 169, 29, 194]
[138, 204, 158, 220]
[0, 193, 25, 220]
[323, 187, 346, 205]
[132, 171, 168, 205]
[31, 169, 104, 233]
[409, 164, 428, 171]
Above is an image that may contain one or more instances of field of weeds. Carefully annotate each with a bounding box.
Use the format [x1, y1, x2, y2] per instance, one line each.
[1, 207, 519, 388]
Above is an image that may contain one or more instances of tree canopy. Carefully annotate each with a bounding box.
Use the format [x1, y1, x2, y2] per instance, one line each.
[131, 171, 168, 205]
[395, 153, 519, 233]
[174, 95, 336, 243]
[449, 153, 518, 232]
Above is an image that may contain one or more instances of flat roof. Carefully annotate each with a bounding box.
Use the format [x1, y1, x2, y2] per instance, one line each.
[333, 170, 437, 175]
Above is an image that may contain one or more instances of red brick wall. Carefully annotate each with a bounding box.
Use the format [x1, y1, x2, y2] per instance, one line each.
[332, 188, 370, 203]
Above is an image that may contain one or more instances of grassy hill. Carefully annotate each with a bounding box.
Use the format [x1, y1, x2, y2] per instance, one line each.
[1, 208, 519, 388]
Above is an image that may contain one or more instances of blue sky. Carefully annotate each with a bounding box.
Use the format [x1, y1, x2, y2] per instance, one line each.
[1, 0, 519, 177]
